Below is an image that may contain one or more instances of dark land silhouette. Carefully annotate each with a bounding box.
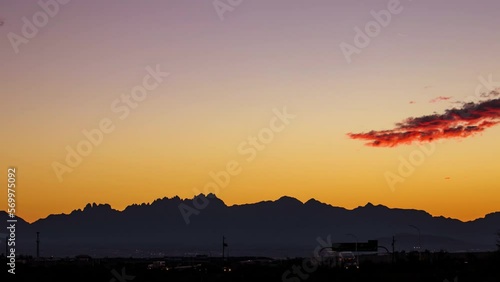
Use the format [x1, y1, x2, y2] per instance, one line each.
[2, 252, 500, 282]
[1, 194, 499, 257]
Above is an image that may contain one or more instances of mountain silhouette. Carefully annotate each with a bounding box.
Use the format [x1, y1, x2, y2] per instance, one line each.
[2, 194, 499, 257]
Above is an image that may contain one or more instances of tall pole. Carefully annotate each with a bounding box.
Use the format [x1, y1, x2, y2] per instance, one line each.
[36, 232, 40, 259]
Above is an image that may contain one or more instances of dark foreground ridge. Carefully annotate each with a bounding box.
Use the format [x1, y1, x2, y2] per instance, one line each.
[2, 252, 500, 282]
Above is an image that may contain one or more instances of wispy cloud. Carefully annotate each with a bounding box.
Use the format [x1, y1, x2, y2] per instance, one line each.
[429, 96, 452, 103]
[348, 97, 500, 147]
[480, 89, 500, 99]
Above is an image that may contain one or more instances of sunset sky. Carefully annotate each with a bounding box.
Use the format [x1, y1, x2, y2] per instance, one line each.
[1, 0, 499, 223]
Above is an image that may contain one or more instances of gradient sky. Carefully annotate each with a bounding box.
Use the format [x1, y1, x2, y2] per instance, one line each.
[1, 0, 499, 223]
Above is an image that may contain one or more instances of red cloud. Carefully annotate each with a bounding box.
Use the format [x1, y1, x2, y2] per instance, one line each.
[348, 98, 500, 147]
[429, 96, 452, 103]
